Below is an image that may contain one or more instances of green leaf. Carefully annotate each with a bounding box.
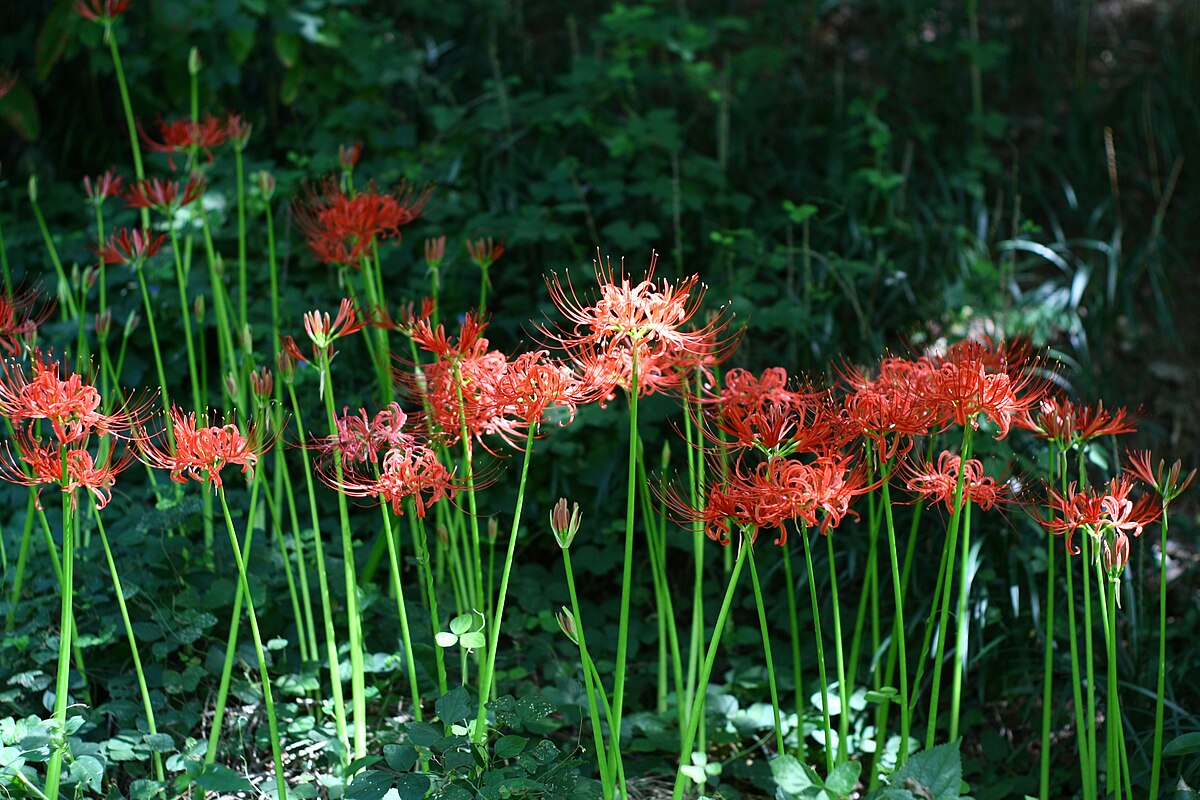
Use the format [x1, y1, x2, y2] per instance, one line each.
[889, 741, 962, 800]
[783, 201, 819, 224]
[458, 632, 486, 650]
[865, 687, 898, 703]
[1164, 732, 1200, 757]
[825, 761, 861, 796]
[395, 773, 431, 800]
[69, 755, 104, 791]
[450, 614, 474, 635]
[771, 754, 816, 794]
[435, 632, 458, 648]
[436, 686, 473, 724]
[384, 743, 418, 772]
[194, 764, 255, 793]
[345, 770, 393, 800]
[404, 721, 442, 748]
[142, 733, 176, 753]
[495, 735, 529, 759]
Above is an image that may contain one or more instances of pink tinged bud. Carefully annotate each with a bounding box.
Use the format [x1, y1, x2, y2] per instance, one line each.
[276, 349, 296, 385]
[1104, 533, 1130, 577]
[487, 516, 499, 544]
[424, 236, 446, 269]
[124, 309, 141, 336]
[257, 170, 276, 200]
[193, 294, 206, 324]
[556, 606, 579, 645]
[550, 498, 581, 548]
[250, 367, 273, 400]
[95, 309, 112, 337]
[84, 266, 99, 289]
[225, 370, 239, 399]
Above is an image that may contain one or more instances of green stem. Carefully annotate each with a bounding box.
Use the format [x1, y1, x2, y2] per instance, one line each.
[881, 467, 910, 764]
[286, 382, 350, 760]
[781, 541, 805, 760]
[44, 475, 73, 800]
[94, 509, 164, 781]
[234, 147, 247, 331]
[1039, 446, 1058, 800]
[107, 32, 150, 231]
[3, 493, 36, 631]
[670, 539, 748, 800]
[217, 486, 288, 800]
[1149, 506, 1169, 800]
[28, 192, 79, 321]
[261, 475, 309, 664]
[1063, 524, 1093, 800]
[611, 352, 640, 762]
[133, 262, 175, 449]
[475, 426, 536, 740]
[1081, 532, 1098, 800]
[379, 503, 422, 721]
[1104, 573, 1120, 800]
[826, 530, 849, 765]
[413, 510, 448, 696]
[562, 547, 615, 800]
[746, 538, 784, 753]
[948, 494, 974, 741]
[802, 523, 834, 775]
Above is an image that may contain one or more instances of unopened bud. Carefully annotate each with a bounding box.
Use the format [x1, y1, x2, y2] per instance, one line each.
[224, 370, 239, 399]
[188, 47, 202, 76]
[487, 517, 499, 544]
[1104, 534, 1130, 577]
[556, 607, 579, 646]
[436, 523, 448, 546]
[256, 170, 276, 200]
[95, 309, 113, 338]
[83, 266, 99, 290]
[27, 175, 37, 203]
[213, 254, 225, 278]
[193, 294, 206, 324]
[250, 366, 273, 402]
[276, 348, 295, 385]
[424, 236, 446, 270]
[124, 309, 141, 336]
[550, 498, 581, 549]
[338, 142, 363, 171]
[241, 323, 253, 355]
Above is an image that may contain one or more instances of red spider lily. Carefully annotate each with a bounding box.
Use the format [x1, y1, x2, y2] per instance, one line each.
[294, 178, 431, 267]
[83, 169, 123, 205]
[331, 443, 455, 518]
[411, 319, 509, 445]
[139, 114, 230, 167]
[713, 388, 850, 458]
[138, 407, 273, 489]
[125, 174, 205, 215]
[485, 350, 603, 446]
[1125, 449, 1196, 505]
[281, 298, 370, 366]
[0, 67, 15, 100]
[74, 0, 130, 23]
[903, 450, 1006, 513]
[840, 355, 947, 456]
[1042, 477, 1160, 556]
[339, 142, 363, 171]
[317, 403, 415, 466]
[0, 432, 134, 510]
[929, 357, 1047, 440]
[466, 237, 505, 269]
[96, 228, 166, 265]
[541, 252, 734, 397]
[0, 352, 142, 443]
[0, 286, 54, 357]
[1015, 396, 1139, 447]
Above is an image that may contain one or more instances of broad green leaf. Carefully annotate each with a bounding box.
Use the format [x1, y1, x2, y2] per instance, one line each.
[194, 764, 254, 793]
[69, 755, 104, 791]
[436, 686, 472, 724]
[450, 614, 474, 635]
[770, 754, 816, 794]
[458, 632, 486, 650]
[345, 770, 393, 800]
[1164, 732, 1200, 757]
[825, 761, 861, 796]
[395, 773, 431, 800]
[435, 632, 458, 648]
[142, 733, 176, 753]
[404, 721, 442, 747]
[494, 734, 529, 759]
[384, 743, 418, 772]
[888, 741, 962, 800]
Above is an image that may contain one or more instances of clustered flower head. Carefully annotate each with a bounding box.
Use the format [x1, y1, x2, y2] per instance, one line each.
[138, 113, 244, 168]
[295, 178, 431, 268]
[541, 252, 736, 399]
[903, 451, 1006, 513]
[138, 407, 272, 489]
[1015, 395, 1139, 448]
[0, 350, 144, 509]
[97, 227, 166, 266]
[0, 286, 53, 357]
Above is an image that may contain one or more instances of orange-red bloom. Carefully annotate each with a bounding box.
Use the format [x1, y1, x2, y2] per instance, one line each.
[1124, 450, 1195, 506]
[97, 227, 166, 265]
[139, 114, 231, 167]
[332, 443, 455, 518]
[83, 169, 123, 205]
[1015, 396, 1139, 447]
[0, 352, 138, 443]
[0, 286, 53, 357]
[904, 450, 1005, 513]
[138, 408, 272, 488]
[1042, 476, 1160, 559]
[295, 178, 431, 267]
[125, 174, 205, 216]
[0, 432, 133, 509]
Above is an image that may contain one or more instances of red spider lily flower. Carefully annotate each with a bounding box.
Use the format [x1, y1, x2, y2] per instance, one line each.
[904, 450, 1006, 514]
[0, 433, 135, 510]
[318, 403, 415, 466]
[1015, 396, 1139, 447]
[929, 358, 1047, 440]
[294, 178, 431, 267]
[411, 316, 509, 445]
[139, 114, 230, 167]
[125, 174, 206, 216]
[485, 350, 603, 446]
[331, 443, 455, 518]
[96, 227, 166, 266]
[0, 286, 54, 357]
[83, 169, 123, 206]
[1125, 450, 1196, 506]
[74, 0, 130, 23]
[138, 407, 273, 489]
[0, 67, 15, 100]
[840, 355, 947, 456]
[466, 237, 505, 269]
[1042, 477, 1160, 557]
[0, 352, 141, 443]
[304, 297, 368, 352]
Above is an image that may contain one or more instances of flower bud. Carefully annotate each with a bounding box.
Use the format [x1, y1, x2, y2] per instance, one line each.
[241, 323, 253, 355]
[276, 348, 296, 386]
[193, 294, 206, 324]
[83, 266, 99, 289]
[124, 309, 141, 336]
[556, 606, 579, 646]
[250, 366, 273, 402]
[224, 370, 239, 400]
[256, 170, 276, 200]
[188, 47, 202, 76]
[487, 516, 499, 544]
[550, 498, 581, 549]
[424, 236, 446, 271]
[95, 309, 112, 338]
[26, 175, 37, 203]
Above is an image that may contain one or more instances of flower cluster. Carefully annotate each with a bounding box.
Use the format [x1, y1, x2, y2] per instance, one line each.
[1043, 477, 1161, 578]
[138, 407, 272, 489]
[295, 178, 431, 267]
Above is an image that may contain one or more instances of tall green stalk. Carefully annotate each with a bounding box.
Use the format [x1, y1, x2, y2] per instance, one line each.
[780, 542, 805, 760]
[948, 497, 975, 741]
[378, 502, 422, 721]
[746, 540, 784, 753]
[611, 349, 640, 761]
[217, 486, 287, 800]
[880, 462, 910, 764]
[801, 523, 834, 775]
[826, 531, 849, 764]
[43, 463, 74, 800]
[1149, 506, 1170, 799]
